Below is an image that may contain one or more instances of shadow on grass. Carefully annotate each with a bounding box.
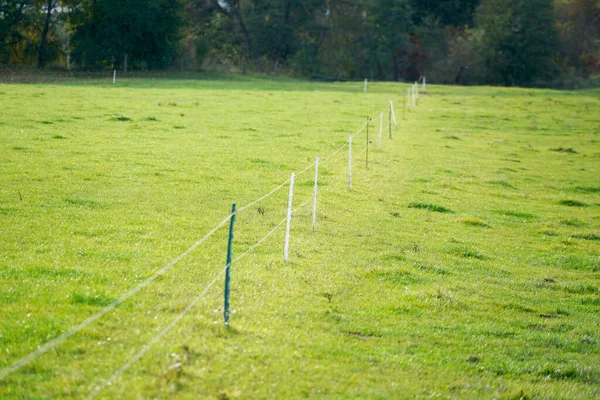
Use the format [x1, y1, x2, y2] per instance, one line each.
[408, 202, 454, 213]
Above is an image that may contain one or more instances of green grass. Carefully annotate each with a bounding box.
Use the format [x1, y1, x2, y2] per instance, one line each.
[1, 75, 599, 399]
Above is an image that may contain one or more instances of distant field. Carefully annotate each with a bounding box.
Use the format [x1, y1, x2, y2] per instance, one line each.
[0, 75, 599, 399]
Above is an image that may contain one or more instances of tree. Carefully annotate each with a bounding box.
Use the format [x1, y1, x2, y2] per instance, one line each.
[364, 0, 413, 80]
[70, 0, 183, 69]
[0, 1, 42, 64]
[554, 0, 600, 76]
[476, 0, 559, 85]
[297, 0, 412, 80]
[243, 0, 326, 73]
[210, 0, 265, 72]
[410, 0, 481, 26]
[38, 0, 57, 68]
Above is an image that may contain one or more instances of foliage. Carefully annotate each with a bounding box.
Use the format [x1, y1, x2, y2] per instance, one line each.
[476, 0, 560, 85]
[554, 0, 600, 76]
[1, 0, 599, 84]
[70, 0, 183, 70]
[425, 25, 486, 85]
[410, 0, 481, 26]
[0, 1, 42, 64]
[242, 0, 326, 72]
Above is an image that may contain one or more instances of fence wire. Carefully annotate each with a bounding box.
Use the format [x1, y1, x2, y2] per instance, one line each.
[1, 82, 422, 384]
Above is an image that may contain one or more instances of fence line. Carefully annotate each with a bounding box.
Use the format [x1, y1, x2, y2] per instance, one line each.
[0, 212, 234, 381]
[88, 213, 291, 399]
[239, 113, 375, 213]
[295, 160, 318, 178]
[2, 82, 424, 384]
[86, 265, 228, 400]
[237, 179, 291, 213]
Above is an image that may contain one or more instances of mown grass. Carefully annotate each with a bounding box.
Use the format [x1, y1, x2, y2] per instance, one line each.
[0, 75, 599, 399]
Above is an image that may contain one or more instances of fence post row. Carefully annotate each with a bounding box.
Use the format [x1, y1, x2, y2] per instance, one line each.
[0, 85, 434, 386]
[390, 100, 397, 128]
[415, 82, 419, 104]
[223, 203, 237, 327]
[284, 173, 295, 262]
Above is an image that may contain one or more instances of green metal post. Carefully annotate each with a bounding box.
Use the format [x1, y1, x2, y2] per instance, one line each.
[224, 203, 236, 327]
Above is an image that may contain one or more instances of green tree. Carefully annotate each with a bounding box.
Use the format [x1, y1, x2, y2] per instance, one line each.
[243, 0, 326, 72]
[310, 0, 363, 79]
[0, 1, 31, 63]
[70, 0, 183, 69]
[364, 0, 413, 80]
[38, 0, 58, 68]
[210, 0, 265, 72]
[1, 0, 57, 65]
[476, 0, 559, 85]
[299, 0, 412, 81]
[410, 0, 481, 26]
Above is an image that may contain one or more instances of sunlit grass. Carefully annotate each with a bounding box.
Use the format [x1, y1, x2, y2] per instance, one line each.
[0, 76, 599, 398]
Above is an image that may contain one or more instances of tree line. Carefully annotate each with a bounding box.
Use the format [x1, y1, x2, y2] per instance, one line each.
[1, 0, 598, 86]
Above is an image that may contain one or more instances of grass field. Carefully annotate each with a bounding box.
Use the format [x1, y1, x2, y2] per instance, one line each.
[0, 74, 599, 399]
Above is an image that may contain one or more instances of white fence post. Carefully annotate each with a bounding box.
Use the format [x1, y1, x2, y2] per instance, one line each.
[284, 172, 295, 262]
[415, 82, 419, 103]
[348, 135, 353, 191]
[390, 100, 397, 128]
[312, 157, 319, 231]
[113, 70, 116, 85]
[364, 79, 368, 93]
[423, 76, 426, 93]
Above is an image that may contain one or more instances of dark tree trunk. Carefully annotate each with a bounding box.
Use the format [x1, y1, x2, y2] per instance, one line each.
[455, 66, 468, 85]
[273, 51, 280, 73]
[273, 0, 292, 74]
[38, 0, 54, 69]
[231, 3, 264, 73]
[213, 0, 264, 73]
[393, 52, 400, 81]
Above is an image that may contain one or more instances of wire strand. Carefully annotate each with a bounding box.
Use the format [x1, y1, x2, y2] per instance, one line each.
[1, 88, 423, 383]
[232, 217, 287, 265]
[87, 214, 289, 399]
[237, 179, 291, 213]
[295, 161, 317, 177]
[0, 213, 233, 381]
[86, 265, 227, 399]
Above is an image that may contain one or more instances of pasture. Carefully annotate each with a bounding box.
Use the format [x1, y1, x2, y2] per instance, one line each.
[0, 75, 599, 398]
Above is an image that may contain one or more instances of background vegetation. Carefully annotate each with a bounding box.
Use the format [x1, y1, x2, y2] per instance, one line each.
[1, 0, 599, 87]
